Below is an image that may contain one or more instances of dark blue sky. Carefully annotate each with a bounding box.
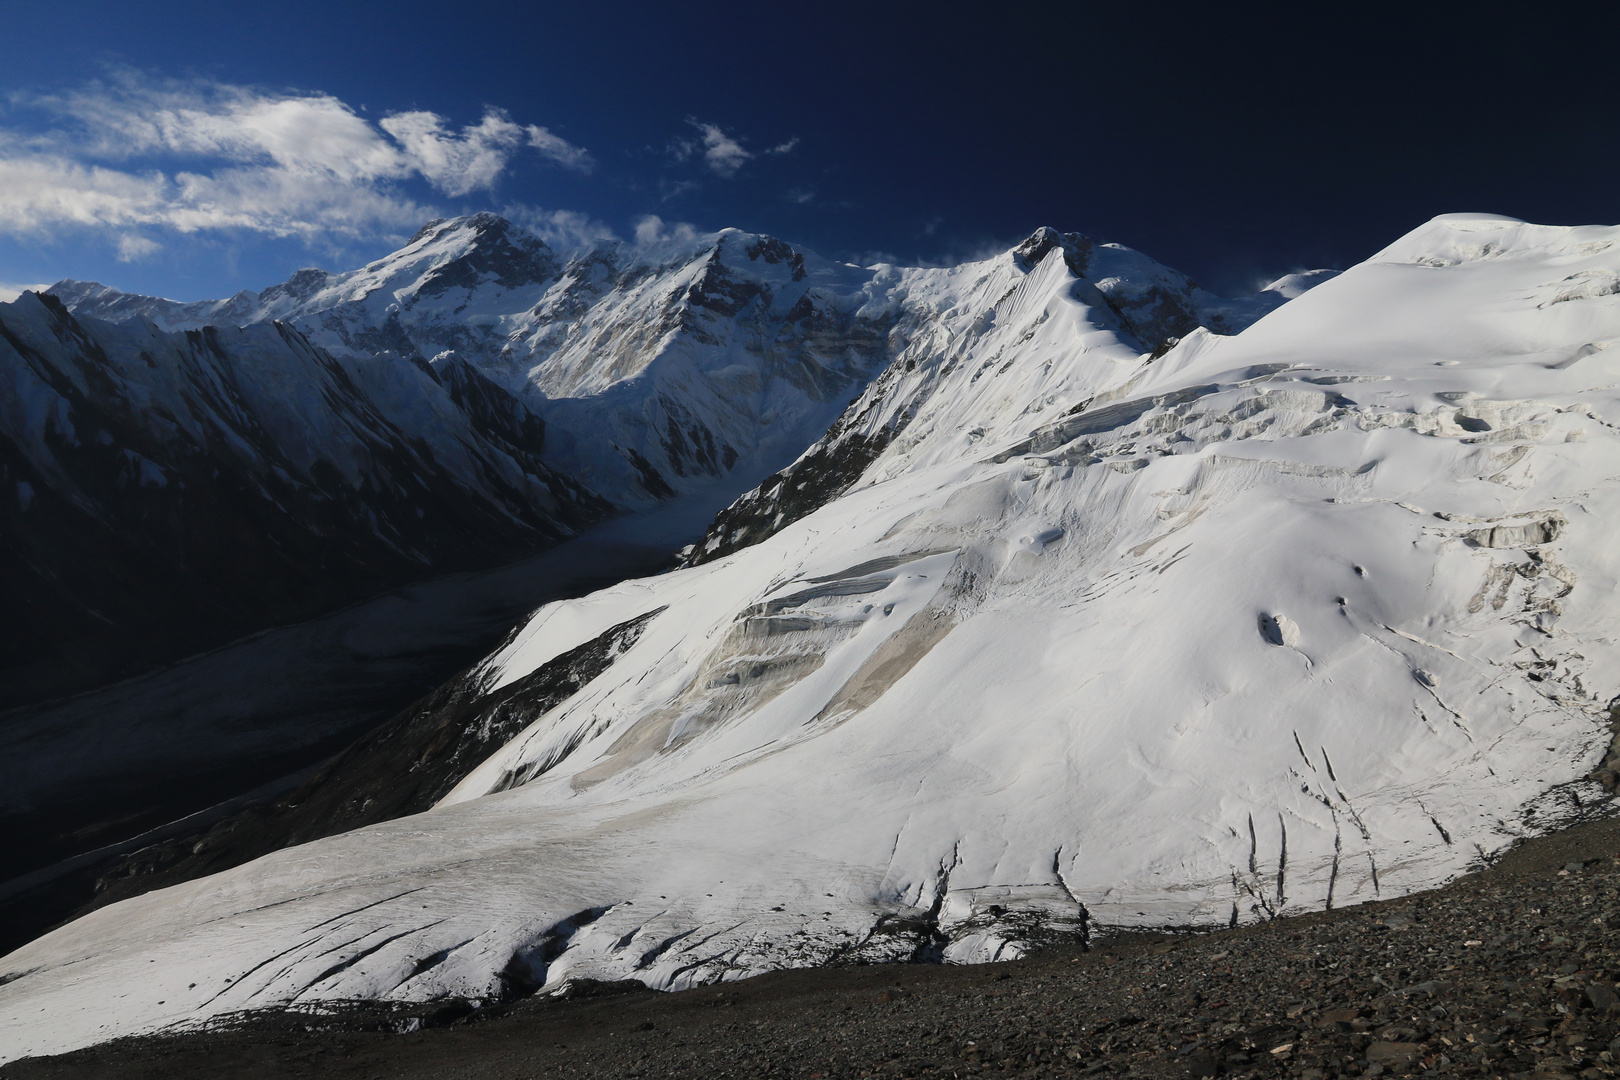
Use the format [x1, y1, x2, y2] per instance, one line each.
[1, 1, 1613, 300]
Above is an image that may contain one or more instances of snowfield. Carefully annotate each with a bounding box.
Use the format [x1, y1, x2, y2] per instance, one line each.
[5, 214, 1619, 1062]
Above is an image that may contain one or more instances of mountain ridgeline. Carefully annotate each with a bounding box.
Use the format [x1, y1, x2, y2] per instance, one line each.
[51, 217, 1310, 511]
[8, 215, 1310, 707]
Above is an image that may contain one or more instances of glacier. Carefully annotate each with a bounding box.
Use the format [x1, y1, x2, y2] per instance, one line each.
[5, 213, 1618, 1063]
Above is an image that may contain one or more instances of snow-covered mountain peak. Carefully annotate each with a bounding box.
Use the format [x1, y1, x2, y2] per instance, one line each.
[259, 266, 330, 303]
[273, 211, 560, 319]
[505, 226, 896, 498]
[380, 211, 558, 296]
[1369, 213, 1616, 270]
[42, 279, 267, 334]
[1010, 225, 1093, 275]
[997, 226, 1341, 348]
[711, 227, 807, 276]
[1259, 268, 1338, 299]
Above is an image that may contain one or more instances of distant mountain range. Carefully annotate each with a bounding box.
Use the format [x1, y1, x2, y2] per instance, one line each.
[53, 213, 1317, 506]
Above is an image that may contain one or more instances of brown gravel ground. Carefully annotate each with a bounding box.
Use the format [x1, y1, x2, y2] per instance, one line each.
[4, 813, 1618, 1080]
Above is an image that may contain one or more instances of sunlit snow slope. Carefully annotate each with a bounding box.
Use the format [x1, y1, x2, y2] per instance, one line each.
[6, 214, 1617, 1063]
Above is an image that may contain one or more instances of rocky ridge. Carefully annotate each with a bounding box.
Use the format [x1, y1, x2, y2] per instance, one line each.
[680, 227, 1317, 565]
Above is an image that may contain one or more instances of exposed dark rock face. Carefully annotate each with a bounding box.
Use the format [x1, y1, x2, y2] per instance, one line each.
[427, 352, 550, 466]
[1589, 702, 1620, 791]
[256, 266, 331, 308]
[523, 230, 895, 496]
[1106, 280, 1204, 348]
[680, 430, 891, 567]
[0, 293, 608, 709]
[1012, 226, 1204, 350]
[409, 214, 558, 297]
[1013, 225, 1094, 277]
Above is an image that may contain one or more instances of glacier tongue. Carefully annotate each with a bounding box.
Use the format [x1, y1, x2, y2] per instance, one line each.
[30, 216, 1595, 1063]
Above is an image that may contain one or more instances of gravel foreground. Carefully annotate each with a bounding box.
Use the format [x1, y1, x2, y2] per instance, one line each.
[4, 814, 1618, 1080]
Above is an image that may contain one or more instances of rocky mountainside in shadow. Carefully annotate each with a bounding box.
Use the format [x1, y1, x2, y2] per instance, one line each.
[0, 292, 607, 708]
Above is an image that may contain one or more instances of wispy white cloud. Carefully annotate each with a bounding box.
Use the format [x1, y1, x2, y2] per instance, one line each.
[501, 203, 618, 249]
[786, 186, 815, 205]
[0, 146, 432, 244]
[526, 125, 593, 172]
[659, 178, 699, 202]
[668, 121, 792, 178]
[379, 110, 528, 197]
[687, 120, 751, 178]
[0, 147, 168, 232]
[38, 79, 409, 181]
[633, 214, 701, 245]
[115, 234, 160, 261]
[0, 73, 592, 247]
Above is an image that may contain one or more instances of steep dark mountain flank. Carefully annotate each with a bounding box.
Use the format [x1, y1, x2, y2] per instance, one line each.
[0, 293, 607, 708]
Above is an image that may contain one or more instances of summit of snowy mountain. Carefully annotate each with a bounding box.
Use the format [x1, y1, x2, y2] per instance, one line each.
[7, 214, 1610, 1067]
[1259, 268, 1339, 299]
